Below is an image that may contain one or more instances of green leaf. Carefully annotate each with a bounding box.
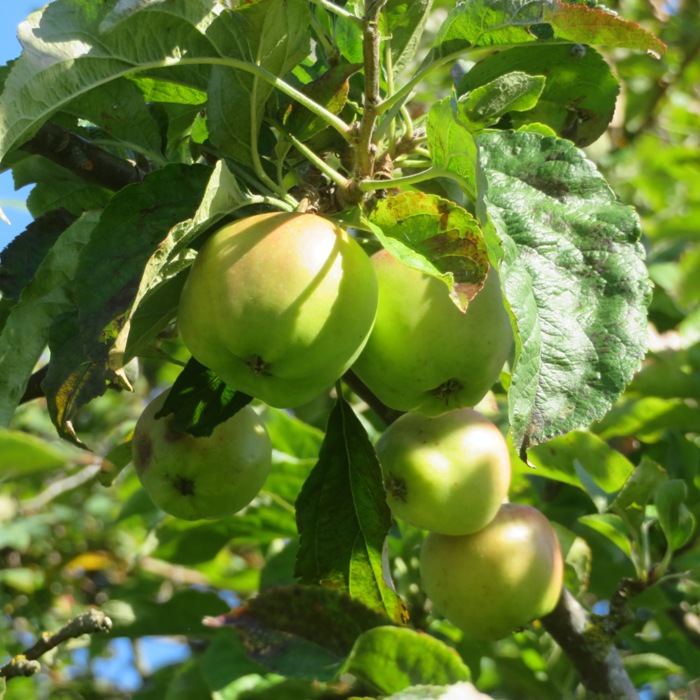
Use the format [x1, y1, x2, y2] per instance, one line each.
[476, 131, 651, 453]
[459, 72, 546, 130]
[0, 212, 97, 428]
[206, 0, 311, 165]
[368, 191, 489, 310]
[116, 159, 253, 367]
[0, 0, 220, 160]
[654, 480, 696, 552]
[593, 397, 700, 443]
[158, 358, 253, 438]
[382, 0, 432, 77]
[262, 407, 323, 461]
[525, 430, 634, 495]
[426, 97, 478, 197]
[459, 44, 619, 146]
[578, 513, 633, 562]
[104, 587, 229, 638]
[610, 458, 667, 530]
[199, 628, 267, 692]
[342, 626, 470, 695]
[0, 429, 66, 478]
[210, 586, 391, 681]
[294, 397, 407, 623]
[0, 208, 75, 300]
[430, 0, 665, 58]
[384, 684, 493, 700]
[63, 77, 162, 157]
[282, 63, 361, 142]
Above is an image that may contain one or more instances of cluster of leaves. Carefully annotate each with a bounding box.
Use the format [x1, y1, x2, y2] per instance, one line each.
[0, 0, 699, 698]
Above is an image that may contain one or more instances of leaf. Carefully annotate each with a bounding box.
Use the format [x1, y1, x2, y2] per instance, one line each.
[384, 684, 494, 700]
[63, 77, 162, 157]
[525, 430, 634, 495]
[222, 585, 391, 657]
[578, 513, 633, 561]
[206, 0, 311, 165]
[610, 458, 667, 530]
[430, 0, 665, 58]
[262, 407, 323, 461]
[426, 97, 478, 197]
[368, 191, 489, 310]
[476, 131, 651, 453]
[593, 397, 700, 443]
[0, 212, 97, 428]
[0, 428, 66, 478]
[104, 587, 229, 638]
[0, 0, 221, 161]
[546, 2, 666, 59]
[459, 72, 546, 130]
[458, 44, 619, 147]
[157, 357, 253, 437]
[282, 63, 361, 142]
[115, 159, 252, 368]
[0, 208, 76, 300]
[343, 627, 470, 694]
[654, 480, 696, 552]
[294, 397, 407, 624]
[382, 0, 432, 77]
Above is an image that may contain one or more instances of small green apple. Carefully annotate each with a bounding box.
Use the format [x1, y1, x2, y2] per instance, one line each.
[351, 250, 512, 415]
[177, 213, 378, 408]
[420, 503, 564, 640]
[375, 409, 511, 535]
[132, 390, 272, 520]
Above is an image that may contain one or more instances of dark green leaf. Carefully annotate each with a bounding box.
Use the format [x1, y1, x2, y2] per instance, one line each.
[199, 628, 267, 692]
[158, 358, 253, 438]
[0, 212, 98, 428]
[342, 626, 471, 695]
[0, 208, 75, 299]
[578, 513, 633, 561]
[459, 45, 619, 146]
[262, 407, 323, 461]
[368, 191, 489, 310]
[295, 397, 407, 623]
[610, 458, 668, 530]
[477, 131, 651, 453]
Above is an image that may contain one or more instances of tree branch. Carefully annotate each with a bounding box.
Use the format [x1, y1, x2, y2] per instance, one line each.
[541, 588, 639, 699]
[0, 609, 112, 681]
[21, 121, 147, 191]
[347, 0, 388, 201]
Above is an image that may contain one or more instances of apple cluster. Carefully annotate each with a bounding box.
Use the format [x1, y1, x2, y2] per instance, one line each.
[132, 213, 561, 635]
[376, 409, 564, 640]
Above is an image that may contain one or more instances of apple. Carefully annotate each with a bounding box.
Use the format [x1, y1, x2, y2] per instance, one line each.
[420, 503, 563, 640]
[351, 250, 512, 415]
[375, 409, 511, 535]
[178, 213, 378, 408]
[132, 390, 272, 520]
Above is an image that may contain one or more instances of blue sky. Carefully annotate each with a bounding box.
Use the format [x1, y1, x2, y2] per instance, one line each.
[0, 2, 50, 250]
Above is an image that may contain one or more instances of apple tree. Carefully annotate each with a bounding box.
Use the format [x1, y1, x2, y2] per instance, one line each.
[1, 0, 699, 698]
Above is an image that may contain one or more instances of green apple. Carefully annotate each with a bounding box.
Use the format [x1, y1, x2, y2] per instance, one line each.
[375, 409, 511, 535]
[420, 503, 564, 640]
[351, 250, 512, 415]
[178, 213, 378, 408]
[132, 390, 272, 520]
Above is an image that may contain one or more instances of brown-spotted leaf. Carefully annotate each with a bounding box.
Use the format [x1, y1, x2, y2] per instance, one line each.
[546, 1, 666, 58]
[368, 191, 489, 311]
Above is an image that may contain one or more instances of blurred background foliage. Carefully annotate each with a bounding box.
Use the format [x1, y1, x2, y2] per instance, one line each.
[1, 0, 699, 698]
